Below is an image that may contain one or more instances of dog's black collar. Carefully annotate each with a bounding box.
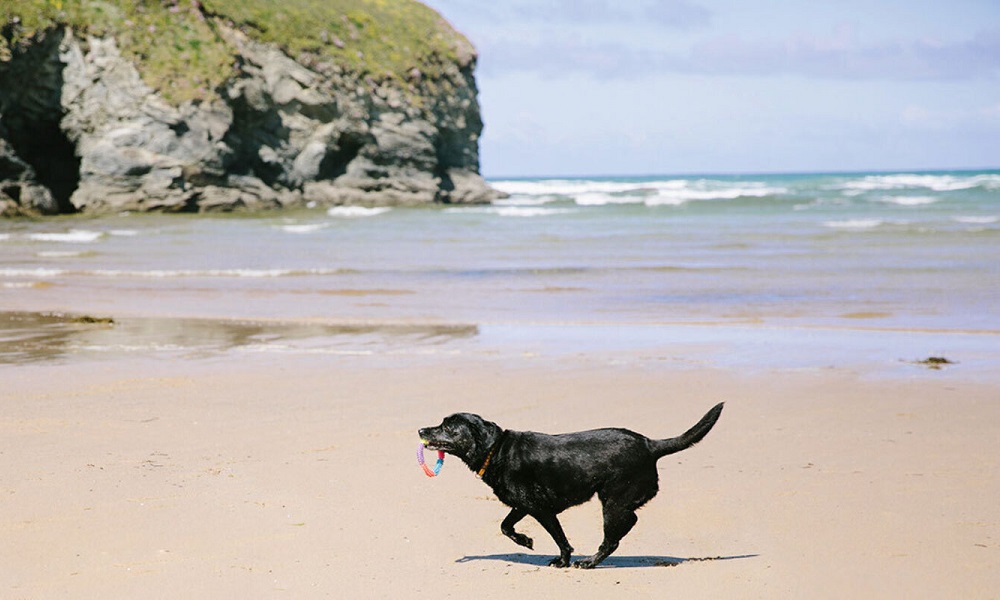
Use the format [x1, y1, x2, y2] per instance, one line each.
[476, 430, 506, 479]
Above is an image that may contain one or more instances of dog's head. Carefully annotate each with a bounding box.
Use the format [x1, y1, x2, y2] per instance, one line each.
[419, 413, 502, 470]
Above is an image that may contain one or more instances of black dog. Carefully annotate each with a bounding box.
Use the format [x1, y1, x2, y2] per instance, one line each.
[418, 403, 723, 569]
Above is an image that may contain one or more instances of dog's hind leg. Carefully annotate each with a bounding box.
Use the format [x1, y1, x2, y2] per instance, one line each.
[532, 512, 574, 568]
[573, 506, 638, 569]
[500, 507, 533, 550]
[574, 473, 659, 569]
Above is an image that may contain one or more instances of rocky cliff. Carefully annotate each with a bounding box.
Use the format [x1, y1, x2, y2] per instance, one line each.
[0, 0, 498, 216]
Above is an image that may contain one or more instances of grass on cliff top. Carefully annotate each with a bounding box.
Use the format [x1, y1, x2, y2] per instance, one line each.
[0, 0, 469, 103]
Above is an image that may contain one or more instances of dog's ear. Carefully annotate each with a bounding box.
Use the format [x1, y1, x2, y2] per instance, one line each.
[442, 413, 503, 469]
[453, 413, 502, 438]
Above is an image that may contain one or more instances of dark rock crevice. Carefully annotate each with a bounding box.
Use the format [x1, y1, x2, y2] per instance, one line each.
[222, 93, 291, 187]
[317, 131, 366, 181]
[7, 120, 80, 213]
[0, 28, 79, 214]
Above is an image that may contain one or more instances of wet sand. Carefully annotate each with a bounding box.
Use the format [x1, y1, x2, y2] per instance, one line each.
[2, 340, 998, 598]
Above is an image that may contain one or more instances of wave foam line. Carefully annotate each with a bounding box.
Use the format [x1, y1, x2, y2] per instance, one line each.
[491, 177, 788, 202]
[279, 223, 330, 234]
[837, 173, 1000, 192]
[823, 219, 884, 230]
[27, 230, 105, 243]
[875, 195, 939, 206]
[327, 206, 392, 218]
[444, 206, 575, 217]
[0, 267, 353, 279]
[953, 216, 998, 224]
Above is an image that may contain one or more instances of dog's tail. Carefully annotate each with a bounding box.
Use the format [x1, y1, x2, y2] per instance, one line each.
[649, 402, 724, 459]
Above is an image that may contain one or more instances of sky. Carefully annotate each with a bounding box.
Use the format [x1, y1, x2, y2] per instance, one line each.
[419, 0, 1000, 178]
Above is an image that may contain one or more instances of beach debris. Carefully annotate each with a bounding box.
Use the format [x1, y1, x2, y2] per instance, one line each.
[71, 315, 115, 325]
[36, 312, 116, 326]
[913, 356, 955, 369]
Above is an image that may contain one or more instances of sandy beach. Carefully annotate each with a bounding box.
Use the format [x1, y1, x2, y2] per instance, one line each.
[3, 340, 998, 599]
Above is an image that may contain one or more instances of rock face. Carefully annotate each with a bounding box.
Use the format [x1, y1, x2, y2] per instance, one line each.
[0, 15, 497, 216]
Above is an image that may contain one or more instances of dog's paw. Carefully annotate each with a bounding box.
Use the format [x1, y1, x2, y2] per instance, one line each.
[572, 558, 598, 569]
[548, 556, 571, 568]
[512, 534, 533, 550]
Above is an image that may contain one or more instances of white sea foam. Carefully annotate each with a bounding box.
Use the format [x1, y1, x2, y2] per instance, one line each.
[491, 179, 650, 196]
[493, 206, 574, 217]
[444, 206, 574, 217]
[0, 233, 10, 241]
[953, 216, 998, 224]
[839, 173, 1000, 193]
[2, 282, 41, 289]
[327, 206, 391, 218]
[495, 178, 728, 200]
[280, 223, 329, 234]
[876, 195, 939, 206]
[824, 219, 884, 230]
[645, 186, 785, 206]
[574, 192, 641, 206]
[28, 230, 104, 243]
[37, 250, 87, 258]
[0, 268, 64, 277]
[493, 178, 787, 207]
[109, 229, 141, 237]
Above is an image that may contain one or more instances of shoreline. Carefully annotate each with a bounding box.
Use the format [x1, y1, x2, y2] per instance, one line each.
[3, 311, 997, 383]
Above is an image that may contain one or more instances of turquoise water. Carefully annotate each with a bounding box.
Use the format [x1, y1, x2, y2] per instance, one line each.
[2, 170, 998, 368]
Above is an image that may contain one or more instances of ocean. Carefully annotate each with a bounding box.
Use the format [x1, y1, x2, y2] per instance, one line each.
[2, 170, 998, 373]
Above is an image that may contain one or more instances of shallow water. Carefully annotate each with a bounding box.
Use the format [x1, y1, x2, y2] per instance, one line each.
[2, 170, 998, 371]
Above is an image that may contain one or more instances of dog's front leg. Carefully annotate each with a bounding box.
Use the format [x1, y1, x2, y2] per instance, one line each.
[500, 507, 533, 549]
[532, 512, 573, 568]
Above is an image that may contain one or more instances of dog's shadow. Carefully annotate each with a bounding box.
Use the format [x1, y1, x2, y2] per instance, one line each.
[456, 552, 758, 569]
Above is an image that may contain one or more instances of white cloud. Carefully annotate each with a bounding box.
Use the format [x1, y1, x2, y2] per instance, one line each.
[683, 25, 1000, 80]
[473, 24, 1000, 81]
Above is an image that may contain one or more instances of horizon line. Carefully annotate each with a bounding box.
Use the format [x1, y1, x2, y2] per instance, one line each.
[483, 166, 1000, 181]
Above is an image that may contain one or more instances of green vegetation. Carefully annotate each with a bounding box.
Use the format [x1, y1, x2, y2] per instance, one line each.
[211, 0, 466, 74]
[1, 0, 468, 103]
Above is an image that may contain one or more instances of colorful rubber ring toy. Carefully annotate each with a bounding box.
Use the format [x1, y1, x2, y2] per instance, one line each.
[417, 441, 445, 477]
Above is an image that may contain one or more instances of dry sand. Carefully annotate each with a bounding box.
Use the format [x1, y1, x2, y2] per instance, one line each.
[2, 351, 998, 599]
